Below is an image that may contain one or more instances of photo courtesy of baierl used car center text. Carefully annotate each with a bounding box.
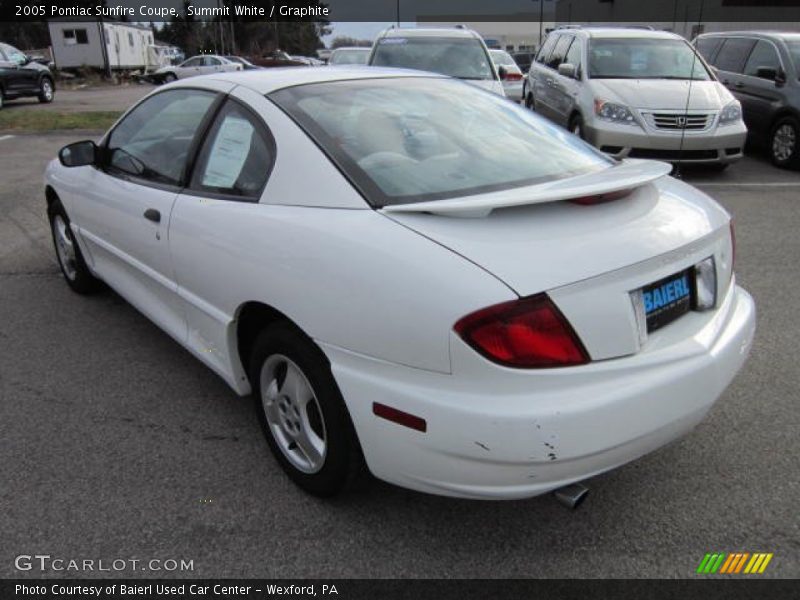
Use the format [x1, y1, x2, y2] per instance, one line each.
[1, 0, 798, 598]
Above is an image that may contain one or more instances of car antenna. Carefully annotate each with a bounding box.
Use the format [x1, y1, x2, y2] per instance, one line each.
[675, 0, 704, 180]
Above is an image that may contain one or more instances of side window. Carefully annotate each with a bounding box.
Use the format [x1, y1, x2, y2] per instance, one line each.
[205, 57, 220, 66]
[715, 38, 757, 74]
[743, 40, 781, 78]
[536, 35, 558, 64]
[695, 37, 723, 65]
[547, 35, 573, 69]
[190, 100, 275, 200]
[564, 38, 581, 70]
[106, 89, 217, 186]
[183, 57, 201, 67]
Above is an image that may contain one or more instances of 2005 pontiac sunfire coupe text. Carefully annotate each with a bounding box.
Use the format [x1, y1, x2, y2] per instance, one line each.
[45, 67, 755, 500]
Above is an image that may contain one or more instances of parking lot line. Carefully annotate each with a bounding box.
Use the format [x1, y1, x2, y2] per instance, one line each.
[0, 135, 15, 142]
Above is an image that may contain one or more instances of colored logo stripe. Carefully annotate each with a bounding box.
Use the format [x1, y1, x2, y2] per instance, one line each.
[697, 552, 773, 574]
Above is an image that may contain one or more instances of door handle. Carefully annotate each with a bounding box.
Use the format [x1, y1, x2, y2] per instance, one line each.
[734, 81, 744, 88]
[143, 208, 161, 223]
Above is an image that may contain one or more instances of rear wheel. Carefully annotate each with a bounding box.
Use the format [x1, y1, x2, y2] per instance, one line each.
[249, 323, 364, 497]
[48, 200, 102, 294]
[163, 72, 177, 84]
[770, 116, 800, 169]
[37, 77, 54, 103]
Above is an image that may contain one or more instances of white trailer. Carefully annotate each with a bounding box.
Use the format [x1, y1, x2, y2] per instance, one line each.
[48, 20, 155, 71]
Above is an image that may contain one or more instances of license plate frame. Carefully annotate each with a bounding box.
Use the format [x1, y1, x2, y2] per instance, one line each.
[639, 268, 694, 333]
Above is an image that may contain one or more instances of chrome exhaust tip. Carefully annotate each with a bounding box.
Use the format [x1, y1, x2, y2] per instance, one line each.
[553, 483, 589, 509]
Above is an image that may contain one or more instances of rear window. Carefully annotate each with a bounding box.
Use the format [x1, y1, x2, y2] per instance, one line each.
[370, 37, 494, 81]
[270, 77, 611, 208]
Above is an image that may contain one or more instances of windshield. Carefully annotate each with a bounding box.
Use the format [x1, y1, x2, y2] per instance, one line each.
[330, 49, 369, 65]
[589, 38, 711, 80]
[270, 78, 611, 208]
[371, 37, 494, 80]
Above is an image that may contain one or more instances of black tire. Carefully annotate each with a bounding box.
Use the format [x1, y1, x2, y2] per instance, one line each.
[249, 322, 364, 497]
[163, 73, 177, 84]
[37, 76, 54, 103]
[47, 199, 103, 294]
[769, 116, 800, 169]
[569, 114, 584, 139]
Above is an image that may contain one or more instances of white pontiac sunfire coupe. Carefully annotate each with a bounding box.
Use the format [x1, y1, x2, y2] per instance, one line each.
[44, 67, 755, 500]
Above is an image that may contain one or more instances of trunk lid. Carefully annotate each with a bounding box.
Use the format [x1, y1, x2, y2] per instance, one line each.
[383, 173, 732, 360]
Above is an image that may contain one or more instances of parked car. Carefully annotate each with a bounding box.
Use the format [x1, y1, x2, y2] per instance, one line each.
[250, 50, 308, 68]
[225, 56, 261, 70]
[0, 42, 55, 109]
[328, 47, 370, 66]
[291, 55, 324, 66]
[45, 67, 754, 500]
[525, 28, 747, 168]
[154, 55, 241, 83]
[369, 26, 504, 96]
[695, 31, 800, 168]
[490, 49, 524, 102]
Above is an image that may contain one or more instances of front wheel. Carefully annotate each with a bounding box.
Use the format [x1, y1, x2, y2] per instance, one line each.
[163, 73, 177, 84]
[48, 201, 102, 294]
[38, 77, 54, 103]
[249, 323, 364, 497]
[770, 116, 800, 169]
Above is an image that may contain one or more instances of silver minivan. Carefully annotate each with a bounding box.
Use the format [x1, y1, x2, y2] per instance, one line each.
[525, 27, 747, 168]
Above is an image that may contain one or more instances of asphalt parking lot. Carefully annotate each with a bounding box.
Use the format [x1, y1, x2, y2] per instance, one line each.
[1, 105, 799, 579]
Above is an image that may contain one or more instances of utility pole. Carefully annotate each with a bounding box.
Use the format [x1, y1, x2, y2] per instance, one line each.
[539, 0, 544, 48]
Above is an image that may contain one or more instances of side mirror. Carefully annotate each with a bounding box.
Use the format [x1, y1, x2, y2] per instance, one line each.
[59, 141, 98, 167]
[497, 65, 508, 80]
[558, 63, 577, 78]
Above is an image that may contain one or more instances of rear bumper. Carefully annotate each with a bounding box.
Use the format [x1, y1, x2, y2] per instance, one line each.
[323, 284, 755, 500]
[584, 119, 748, 164]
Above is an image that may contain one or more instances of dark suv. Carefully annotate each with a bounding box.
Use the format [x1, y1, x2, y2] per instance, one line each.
[695, 31, 800, 168]
[0, 42, 55, 110]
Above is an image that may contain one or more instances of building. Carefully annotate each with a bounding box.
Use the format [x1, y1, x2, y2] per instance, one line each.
[48, 20, 155, 71]
[554, 0, 800, 39]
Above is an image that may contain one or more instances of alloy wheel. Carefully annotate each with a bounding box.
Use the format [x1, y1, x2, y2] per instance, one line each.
[260, 354, 327, 474]
[773, 123, 796, 162]
[41, 79, 53, 101]
[52, 214, 77, 281]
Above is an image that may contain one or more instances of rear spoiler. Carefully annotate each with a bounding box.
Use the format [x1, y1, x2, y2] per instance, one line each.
[381, 159, 672, 218]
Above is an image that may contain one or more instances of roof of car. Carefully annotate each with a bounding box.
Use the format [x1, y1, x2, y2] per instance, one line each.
[379, 26, 481, 39]
[697, 30, 800, 40]
[568, 27, 682, 40]
[196, 66, 443, 94]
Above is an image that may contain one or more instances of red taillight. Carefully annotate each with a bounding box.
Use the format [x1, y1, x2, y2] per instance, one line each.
[454, 294, 590, 368]
[569, 188, 632, 206]
[505, 72, 523, 81]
